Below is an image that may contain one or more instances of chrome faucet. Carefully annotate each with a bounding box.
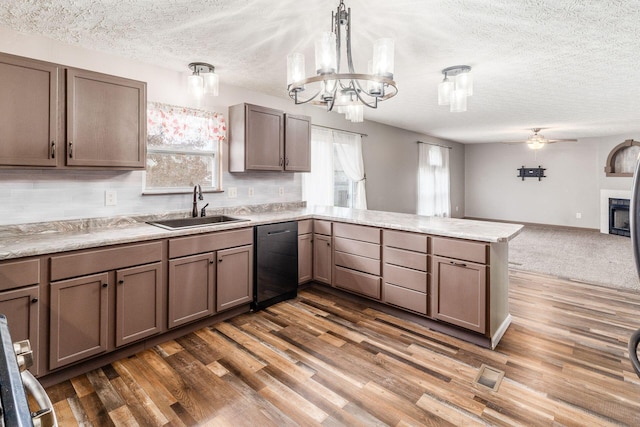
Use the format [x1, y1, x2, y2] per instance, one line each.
[192, 184, 203, 217]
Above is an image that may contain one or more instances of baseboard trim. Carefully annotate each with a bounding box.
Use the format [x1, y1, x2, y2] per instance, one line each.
[464, 217, 599, 233]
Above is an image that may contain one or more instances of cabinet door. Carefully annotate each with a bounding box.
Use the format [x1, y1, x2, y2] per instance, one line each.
[313, 234, 332, 284]
[168, 253, 215, 328]
[50, 273, 109, 370]
[0, 54, 59, 167]
[216, 245, 253, 312]
[298, 233, 313, 284]
[245, 104, 284, 171]
[115, 262, 163, 347]
[66, 68, 146, 168]
[431, 256, 486, 334]
[0, 286, 39, 373]
[284, 114, 311, 172]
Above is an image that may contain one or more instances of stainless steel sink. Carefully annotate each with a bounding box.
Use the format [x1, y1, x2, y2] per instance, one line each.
[147, 215, 249, 230]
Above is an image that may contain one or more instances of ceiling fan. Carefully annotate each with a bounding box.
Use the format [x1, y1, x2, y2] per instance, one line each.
[504, 128, 577, 149]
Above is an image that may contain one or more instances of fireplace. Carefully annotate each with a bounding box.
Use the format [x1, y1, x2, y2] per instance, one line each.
[609, 198, 630, 237]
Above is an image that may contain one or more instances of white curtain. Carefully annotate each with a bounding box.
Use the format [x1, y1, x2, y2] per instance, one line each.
[333, 131, 367, 209]
[303, 127, 334, 207]
[417, 143, 450, 217]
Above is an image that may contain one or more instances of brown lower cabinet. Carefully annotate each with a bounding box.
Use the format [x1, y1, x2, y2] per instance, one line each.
[0, 258, 41, 374]
[313, 234, 332, 284]
[216, 245, 253, 312]
[115, 262, 163, 347]
[168, 253, 215, 329]
[49, 273, 109, 370]
[431, 256, 487, 334]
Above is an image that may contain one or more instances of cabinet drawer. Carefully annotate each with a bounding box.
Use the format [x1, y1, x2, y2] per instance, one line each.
[383, 246, 428, 271]
[334, 251, 381, 276]
[51, 242, 163, 281]
[169, 228, 253, 258]
[0, 259, 40, 291]
[383, 264, 428, 293]
[298, 219, 313, 235]
[313, 220, 331, 236]
[383, 230, 427, 253]
[432, 237, 487, 264]
[384, 283, 428, 315]
[334, 222, 380, 244]
[334, 266, 381, 300]
[334, 237, 380, 259]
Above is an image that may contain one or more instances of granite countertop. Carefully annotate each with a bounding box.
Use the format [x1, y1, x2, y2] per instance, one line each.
[0, 205, 523, 261]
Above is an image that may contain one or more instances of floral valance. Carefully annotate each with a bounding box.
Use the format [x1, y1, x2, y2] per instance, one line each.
[147, 102, 226, 151]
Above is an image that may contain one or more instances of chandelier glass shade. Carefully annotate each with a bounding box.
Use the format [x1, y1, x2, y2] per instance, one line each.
[286, 0, 397, 123]
[188, 62, 219, 99]
[438, 65, 472, 112]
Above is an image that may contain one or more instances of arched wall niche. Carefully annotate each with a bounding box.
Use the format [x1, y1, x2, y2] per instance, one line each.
[604, 139, 640, 177]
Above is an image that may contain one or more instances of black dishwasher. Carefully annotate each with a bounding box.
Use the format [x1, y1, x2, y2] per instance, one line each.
[252, 221, 298, 311]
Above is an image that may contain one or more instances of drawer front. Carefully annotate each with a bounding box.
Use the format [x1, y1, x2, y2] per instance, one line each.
[0, 259, 40, 291]
[334, 266, 381, 299]
[334, 237, 380, 259]
[298, 219, 313, 235]
[169, 228, 253, 258]
[334, 222, 380, 244]
[383, 263, 428, 293]
[432, 237, 487, 264]
[51, 242, 163, 281]
[334, 251, 381, 276]
[384, 283, 428, 315]
[383, 246, 428, 271]
[383, 230, 427, 253]
[313, 220, 332, 236]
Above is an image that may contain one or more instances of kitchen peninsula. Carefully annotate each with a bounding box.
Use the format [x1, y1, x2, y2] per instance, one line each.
[0, 205, 522, 384]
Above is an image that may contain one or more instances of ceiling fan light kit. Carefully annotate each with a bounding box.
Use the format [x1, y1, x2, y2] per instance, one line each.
[286, 0, 397, 123]
[438, 65, 473, 112]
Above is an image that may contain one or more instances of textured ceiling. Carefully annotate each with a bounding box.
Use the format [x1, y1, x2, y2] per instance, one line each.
[1, 0, 639, 144]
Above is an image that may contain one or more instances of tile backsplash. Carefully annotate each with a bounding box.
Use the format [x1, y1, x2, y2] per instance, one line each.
[0, 169, 302, 225]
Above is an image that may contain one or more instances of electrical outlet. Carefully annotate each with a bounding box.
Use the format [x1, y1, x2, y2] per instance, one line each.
[455, 206, 459, 212]
[576, 212, 582, 219]
[105, 190, 117, 206]
[278, 187, 284, 196]
[248, 187, 254, 197]
[228, 187, 237, 198]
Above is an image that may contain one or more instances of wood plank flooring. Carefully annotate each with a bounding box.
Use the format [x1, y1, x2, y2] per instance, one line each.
[44, 270, 640, 426]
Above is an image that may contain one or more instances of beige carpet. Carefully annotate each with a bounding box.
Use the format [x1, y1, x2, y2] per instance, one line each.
[508, 224, 640, 291]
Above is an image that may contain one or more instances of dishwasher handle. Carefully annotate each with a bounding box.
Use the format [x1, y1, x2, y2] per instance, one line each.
[267, 229, 292, 236]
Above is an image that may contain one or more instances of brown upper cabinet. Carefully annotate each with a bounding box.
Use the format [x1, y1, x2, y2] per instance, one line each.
[229, 103, 311, 172]
[0, 52, 146, 170]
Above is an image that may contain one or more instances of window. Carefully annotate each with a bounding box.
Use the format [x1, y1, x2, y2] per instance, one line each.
[417, 143, 450, 217]
[144, 102, 225, 193]
[303, 127, 367, 209]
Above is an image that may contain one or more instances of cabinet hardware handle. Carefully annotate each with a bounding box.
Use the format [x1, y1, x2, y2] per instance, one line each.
[102, 283, 108, 288]
[209, 260, 214, 264]
[118, 280, 124, 284]
[50, 141, 55, 159]
[327, 241, 330, 246]
[279, 157, 283, 166]
[285, 157, 289, 166]
[450, 261, 467, 267]
[68, 141, 73, 158]
[31, 298, 38, 304]
[218, 258, 223, 263]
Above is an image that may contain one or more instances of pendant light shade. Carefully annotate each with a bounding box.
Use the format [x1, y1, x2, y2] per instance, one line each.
[315, 31, 337, 74]
[287, 53, 306, 88]
[455, 68, 473, 96]
[372, 38, 394, 77]
[187, 74, 204, 99]
[450, 88, 467, 112]
[202, 72, 219, 97]
[438, 77, 454, 105]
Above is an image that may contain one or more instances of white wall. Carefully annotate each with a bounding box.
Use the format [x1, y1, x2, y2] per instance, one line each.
[0, 27, 463, 225]
[465, 134, 636, 229]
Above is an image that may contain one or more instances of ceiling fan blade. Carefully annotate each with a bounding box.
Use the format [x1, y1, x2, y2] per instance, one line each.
[547, 138, 578, 143]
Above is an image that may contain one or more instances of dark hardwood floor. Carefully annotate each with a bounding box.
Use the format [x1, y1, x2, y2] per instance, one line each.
[44, 270, 640, 426]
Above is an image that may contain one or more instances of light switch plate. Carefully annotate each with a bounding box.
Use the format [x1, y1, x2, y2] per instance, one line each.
[105, 190, 117, 206]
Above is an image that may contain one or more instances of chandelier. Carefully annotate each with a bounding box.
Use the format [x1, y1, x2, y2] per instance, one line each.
[438, 65, 473, 112]
[286, 0, 397, 123]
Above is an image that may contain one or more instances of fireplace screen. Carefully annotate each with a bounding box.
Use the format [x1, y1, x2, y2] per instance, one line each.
[609, 198, 630, 237]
